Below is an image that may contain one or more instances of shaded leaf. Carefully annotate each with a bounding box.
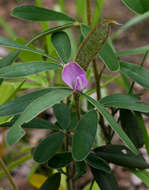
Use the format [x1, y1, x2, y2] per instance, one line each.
[53, 103, 70, 130]
[0, 117, 59, 131]
[91, 167, 119, 190]
[72, 110, 97, 161]
[86, 153, 111, 173]
[52, 31, 71, 64]
[74, 161, 87, 180]
[39, 173, 61, 190]
[48, 152, 72, 168]
[33, 132, 64, 163]
[120, 109, 144, 148]
[83, 93, 138, 154]
[94, 145, 149, 169]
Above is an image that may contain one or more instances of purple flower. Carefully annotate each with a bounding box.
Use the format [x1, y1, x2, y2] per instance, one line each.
[62, 61, 88, 91]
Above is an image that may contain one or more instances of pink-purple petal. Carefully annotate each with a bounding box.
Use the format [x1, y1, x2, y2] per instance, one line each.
[62, 61, 88, 91]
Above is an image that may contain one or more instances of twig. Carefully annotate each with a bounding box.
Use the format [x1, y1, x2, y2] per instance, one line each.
[0, 158, 19, 190]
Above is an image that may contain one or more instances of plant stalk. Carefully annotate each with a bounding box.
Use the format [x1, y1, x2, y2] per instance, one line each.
[0, 158, 19, 190]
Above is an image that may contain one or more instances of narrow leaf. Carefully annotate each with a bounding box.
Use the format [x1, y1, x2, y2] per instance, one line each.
[6, 88, 72, 145]
[94, 145, 149, 169]
[33, 132, 64, 163]
[0, 62, 61, 78]
[72, 110, 98, 161]
[120, 61, 149, 89]
[0, 36, 57, 62]
[99, 93, 149, 113]
[0, 117, 59, 131]
[135, 112, 149, 155]
[83, 93, 138, 154]
[0, 88, 58, 117]
[12, 5, 75, 22]
[51, 31, 71, 64]
[112, 12, 149, 39]
[117, 45, 149, 56]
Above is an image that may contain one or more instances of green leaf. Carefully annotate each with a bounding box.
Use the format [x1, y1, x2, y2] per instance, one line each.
[91, 168, 119, 190]
[99, 41, 119, 71]
[135, 112, 149, 155]
[48, 152, 72, 168]
[0, 88, 59, 117]
[120, 109, 144, 148]
[74, 161, 87, 180]
[94, 145, 149, 169]
[0, 62, 61, 78]
[117, 45, 149, 56]
[121, 0, 149, 14]
[13, 88, 72, 125]
[130, 169, 149, 187]
[86, 153, 111, 173]
[82, 93, 138, 154]
[0, 23, 74, 70]
[6, 88, 72, 145]
[6, 125, 25, 146]
[120, 61, 149, 89]
[12, 5, 75, 22]
[53, 103, 70, 130]
[39, 173, 61, 190]
[51, 31, 71, 64]
[99, 93, 149, 113]
[80, 24, 119, 71]
[0, 117, 59, 131]
[76, 21, 110, 70]
[0, 36, 58, 62]
[72, 110, 97, 161]
[0, 51, 20, 69]
[112, 12, 149, 39]
[33, 132, 64, 163]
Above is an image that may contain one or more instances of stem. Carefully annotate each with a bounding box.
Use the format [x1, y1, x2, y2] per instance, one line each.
[0, 158, 19, 190]
[86, 0, 92, 25]
[74, 92, 81, 120]
[92, 59, 101, 100]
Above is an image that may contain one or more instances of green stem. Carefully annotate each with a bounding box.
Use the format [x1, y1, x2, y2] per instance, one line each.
[86, 0, 92, 25]
[0, 154, 32, 178]
[92, 59, 101, 100]
[74, 92, 81, 120]
[0, 158, 19, 190]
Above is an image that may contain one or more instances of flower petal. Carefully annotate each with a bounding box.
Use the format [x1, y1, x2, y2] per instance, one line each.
[62, 61, 88, 91]
[74, 74, 88, 91]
